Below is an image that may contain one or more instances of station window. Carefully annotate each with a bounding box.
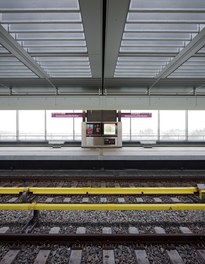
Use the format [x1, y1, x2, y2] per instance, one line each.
[0, 110, 16, 141]
[131, 110, 158, 141]
[46, 110, 74, 140]
[188, 111, 205, 141]
[74, 110, 82, 140]
[121, 110, 131, 141]
[18, 110, 45, 141]
[160, 110, 186, 141]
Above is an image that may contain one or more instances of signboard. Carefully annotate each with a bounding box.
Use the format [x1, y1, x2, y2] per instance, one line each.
[86, 123, 102, 136]
[52, 113, 83, 118]
[121, 113, 152, 118]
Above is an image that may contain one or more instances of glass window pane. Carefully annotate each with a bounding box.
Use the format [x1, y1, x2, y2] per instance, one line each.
[131, 110, 158, 140]
[19, 110, 45, 140]
[188, 110, 205, 141]
[160, 110, 185, 141]
[73, 110, 82, 140]
[46, 110, 73, 140]
[0, 110, 16, 140]
[74, 118, 82, 140]
[121, 110, 131, 141]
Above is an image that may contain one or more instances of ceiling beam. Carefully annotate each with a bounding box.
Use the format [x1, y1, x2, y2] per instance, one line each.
[79, 0, 102, 78]
[150, 27, 205, 89]
[0, 24, 56, 88]
[104, 0, 130, 78]
[0, 95, 205, 110]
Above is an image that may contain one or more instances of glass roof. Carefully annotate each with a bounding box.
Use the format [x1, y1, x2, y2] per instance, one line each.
[0, 0, 204, 89]
[114, 0, 205, 78]
[169, 55, 205, 78]
[0, 0, 91, 78]
[0, 56, 38, 78]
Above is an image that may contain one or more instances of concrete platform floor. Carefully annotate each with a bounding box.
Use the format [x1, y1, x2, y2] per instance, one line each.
[0, 146, 204, 160]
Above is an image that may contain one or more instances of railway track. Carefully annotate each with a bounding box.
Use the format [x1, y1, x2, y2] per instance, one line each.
[0, 177, 205, 263]
[0, 169, 205, 181]
[1, 228, 205, 263]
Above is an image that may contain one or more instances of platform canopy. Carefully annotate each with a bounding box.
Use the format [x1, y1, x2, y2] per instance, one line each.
[0, 0, 205, 109]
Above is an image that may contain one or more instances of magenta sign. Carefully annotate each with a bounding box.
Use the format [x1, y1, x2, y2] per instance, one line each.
[52, 113, 83, 118]
[121, 113, 152, 118]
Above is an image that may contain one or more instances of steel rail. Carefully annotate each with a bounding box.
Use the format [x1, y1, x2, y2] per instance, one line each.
[1, 203, 205, 211]
[0, 233, 204, 244]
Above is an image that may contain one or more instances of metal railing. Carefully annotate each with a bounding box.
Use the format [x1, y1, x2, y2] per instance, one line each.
[0, 133, 82, 141]
[0, 133, 205, 142]
[123, 133, 205, 141]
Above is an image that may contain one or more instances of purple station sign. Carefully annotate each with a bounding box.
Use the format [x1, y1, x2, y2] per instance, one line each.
[52, 113, 83, 118]
[121, 113, 152, 118]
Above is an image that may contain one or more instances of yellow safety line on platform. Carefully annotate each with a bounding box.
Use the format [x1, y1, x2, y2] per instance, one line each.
[0, 203, 205, 211]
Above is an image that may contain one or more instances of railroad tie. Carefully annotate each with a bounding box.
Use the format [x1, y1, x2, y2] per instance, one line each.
[0, 250, 20, 264]
[154, 197, 162, 203]
[76, 227, 86, 234]
[71, 181, 78, 188]
[49, 227, 60, 234]
[87, 180, 91, 187]
[179, 226, 192, 234]
[100, 197, 107, 203]
[82, 197, 89, 203]
[103, 227, 112, 234]
[103, 249, 115, 264]
[102, 226, 115, 263]
[0, 227, 9, 234]
[166, 250, 185, 264]
[64, 197, 71, 203]
[45, 198, 53, 203]
[57, 181, 64, 187]
[101, 181, 106, 188]
[128, 226, 139, 234]
[136, 198, 143, 203]
[171, 198, 181, 203]
[154, 226, 166, 234]
[8, 197, 18, 203]
[69, 249, 82, 264]
[134, 250, 150, 264]
[118, 198, 125, 203]
[33, 250, 51, 264]
[197, 250, 205, 262]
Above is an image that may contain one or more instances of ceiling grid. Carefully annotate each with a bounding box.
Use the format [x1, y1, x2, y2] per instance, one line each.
[114, 0, 205, 93]
[0, 0, 91, 83]
[0, 0, 205, 98]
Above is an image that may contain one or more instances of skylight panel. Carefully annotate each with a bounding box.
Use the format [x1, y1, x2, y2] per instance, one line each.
[130, 0, 205, 10]
[0, 53, 38, 78]
[114, 0, 205, 78]
[0, 0, 79, 10]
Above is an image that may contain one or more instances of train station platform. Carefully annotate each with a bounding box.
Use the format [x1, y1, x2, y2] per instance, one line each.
[0, 146, 205, 161]
[0, 146, 204, 170]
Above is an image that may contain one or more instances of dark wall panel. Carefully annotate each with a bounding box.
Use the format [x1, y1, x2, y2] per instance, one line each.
[87, 110, 116, 121]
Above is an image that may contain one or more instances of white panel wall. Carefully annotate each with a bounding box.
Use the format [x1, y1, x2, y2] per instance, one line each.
[0, 95, 205, 110]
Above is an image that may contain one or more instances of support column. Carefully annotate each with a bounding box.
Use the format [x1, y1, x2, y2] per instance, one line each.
[185, 110, 188, 141]
[44, 110, 47, 141]
[16, 110, 19, 141]
[158, 110, 160, 142]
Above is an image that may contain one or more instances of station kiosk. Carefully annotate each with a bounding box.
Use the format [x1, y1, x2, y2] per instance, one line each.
[81, 110, 122, 148]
